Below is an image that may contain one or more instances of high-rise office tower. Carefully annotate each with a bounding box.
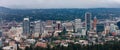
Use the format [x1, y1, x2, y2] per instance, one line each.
[44, 20, 54, 34]
[55, 21, 62, 32]
[75, 19, 82, 32]
[93, 16, 97, 31]
[85, 12, 92, 31]
[54, 21, 62, 36]
[34, 20, 44, 34]
[23, 18, 30, 35]
[30, 22, 35, 34]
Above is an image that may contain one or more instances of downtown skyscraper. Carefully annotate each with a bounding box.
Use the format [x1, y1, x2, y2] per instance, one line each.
[85, 12, 92, 31]
[23, 18, 30, 35]
[34, 20, 44, 34]
[75, 19, 82, 32]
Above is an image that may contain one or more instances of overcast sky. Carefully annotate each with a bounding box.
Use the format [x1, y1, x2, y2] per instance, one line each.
[0, 0, 120, 9]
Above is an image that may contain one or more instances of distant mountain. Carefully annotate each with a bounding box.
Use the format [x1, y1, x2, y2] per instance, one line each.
[0, 7, 12, 13]
[0, 6, 120, 22]
[0, 6, 10, 10]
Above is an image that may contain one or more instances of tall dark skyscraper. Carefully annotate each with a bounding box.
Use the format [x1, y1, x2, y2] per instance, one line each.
[23, 18, 30, 35]
[85, 12, 92, 31]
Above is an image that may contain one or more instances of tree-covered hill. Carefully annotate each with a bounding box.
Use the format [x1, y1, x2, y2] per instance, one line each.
[0, 7, 120, 21]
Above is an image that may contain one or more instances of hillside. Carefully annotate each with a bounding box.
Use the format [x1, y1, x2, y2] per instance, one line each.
[0, 7, 120, 21]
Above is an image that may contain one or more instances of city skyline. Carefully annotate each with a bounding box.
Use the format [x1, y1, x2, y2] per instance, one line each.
[0, 0, 120, 50]
[0, 11, 120, 50]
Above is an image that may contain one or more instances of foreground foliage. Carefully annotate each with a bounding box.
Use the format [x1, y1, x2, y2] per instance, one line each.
[24, 41, 120, 50]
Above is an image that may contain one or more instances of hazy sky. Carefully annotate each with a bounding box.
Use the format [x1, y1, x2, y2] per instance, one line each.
[0, 0, 120, 9]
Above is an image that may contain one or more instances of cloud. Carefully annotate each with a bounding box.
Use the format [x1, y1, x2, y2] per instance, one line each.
[0, 0, 120, 9]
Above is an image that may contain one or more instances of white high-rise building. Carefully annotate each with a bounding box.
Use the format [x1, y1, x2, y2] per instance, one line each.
[73, 19, 87, 37]
[110, 24, 118, 35]
[75, 19, 82, 32]
[81, 27, 86, 36]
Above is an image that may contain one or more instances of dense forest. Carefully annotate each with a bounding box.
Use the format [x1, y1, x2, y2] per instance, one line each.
[23, 41, 120, 50]
[0, 7, 120, 21]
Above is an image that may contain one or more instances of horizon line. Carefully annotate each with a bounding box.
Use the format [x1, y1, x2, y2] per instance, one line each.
[1, 6, 120, 9]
